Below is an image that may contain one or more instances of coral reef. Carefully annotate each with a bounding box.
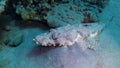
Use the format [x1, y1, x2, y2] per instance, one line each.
[33, 23, 104, 51]
[0, 0, 109, 27]
[15, 0, 66, 21]
[45, 4, 84, 27]
[0, 0, 7, 14]
[15, 1, 52, 20]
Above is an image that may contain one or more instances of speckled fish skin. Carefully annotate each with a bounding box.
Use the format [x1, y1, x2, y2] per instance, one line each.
[33, 23, 104, 50]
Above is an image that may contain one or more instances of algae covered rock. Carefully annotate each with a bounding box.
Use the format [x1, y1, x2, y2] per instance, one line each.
[8, 32, 24, 47]
[0, 0, 7, 14]
[81, 0, 110, 8]
[0, 0, 110, 27]
[15, 0, 52, 21]
[45, 4, 84, 27]
[0, 25, 24, 47]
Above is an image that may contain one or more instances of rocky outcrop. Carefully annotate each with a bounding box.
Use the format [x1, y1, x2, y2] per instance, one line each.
[0, 0, 109, 27]
[8, 33, 24, 47]
[0, 0, 7, 14]
[2, 32, 24, 47]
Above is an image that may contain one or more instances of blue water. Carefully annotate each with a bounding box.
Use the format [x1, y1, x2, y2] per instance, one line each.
[0, 0, 120, 68]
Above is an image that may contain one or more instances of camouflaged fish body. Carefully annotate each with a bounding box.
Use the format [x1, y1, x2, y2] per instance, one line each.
[33, 23, 104, 50]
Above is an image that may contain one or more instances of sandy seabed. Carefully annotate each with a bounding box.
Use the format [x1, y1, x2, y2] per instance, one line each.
[0, 0, 120, 68]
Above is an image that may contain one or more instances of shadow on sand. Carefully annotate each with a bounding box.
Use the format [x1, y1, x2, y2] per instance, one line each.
[27, 46, 59, 57]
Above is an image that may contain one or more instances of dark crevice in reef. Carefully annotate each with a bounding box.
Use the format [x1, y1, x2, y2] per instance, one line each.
[14, 20, 51, 29]
[3, 0, 22, 20]
[0, 30, 4, 41]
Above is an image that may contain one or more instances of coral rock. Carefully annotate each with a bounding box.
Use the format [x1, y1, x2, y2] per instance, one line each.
[8, 33, 24, 47]
[0, 0, 7, 13]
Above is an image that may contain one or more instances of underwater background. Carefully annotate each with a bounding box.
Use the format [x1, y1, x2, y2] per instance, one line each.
[0, 0, 120, 68]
